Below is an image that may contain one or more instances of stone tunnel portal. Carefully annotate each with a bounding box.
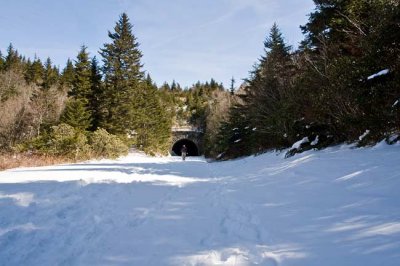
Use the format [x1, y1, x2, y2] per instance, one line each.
[172, 139, 199, 156]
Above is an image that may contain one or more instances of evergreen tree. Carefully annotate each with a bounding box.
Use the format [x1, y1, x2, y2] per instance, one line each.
[213, 24, 298, 158]
[160, 82, 171, 91]
[99, 12, 144, 135]
[70, 46, 92, 100]
[60, 59, 75, 91]
[42, 57, 59, 89]
[131, 82, 172, 154]
[245, 23, 295, 150]
[214, 102, 253, 159]
[171, 80, 177, 91]
[299, 0, 400, 142]
[145, 73, 157, 89]
[25, 56, 44, 85]
[4, 44, 22, 71]
[60, 99, 92, 131]
[230, 77, 235, 95]
[61, 46, 92, 131]
[88, 56, 102, 130]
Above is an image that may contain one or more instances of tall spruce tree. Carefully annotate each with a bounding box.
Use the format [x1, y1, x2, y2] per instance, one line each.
[132, 81, 172, 154]
[61, 46, 92, 131]
[4, 44, 22, 71]
[214, 24, 296, 158]
[60, 59, 75, 92]
[98, 13, 144, 135]
[70, 46, 92, 100]
[42, 57, 59, 90]
[246, 23, 294, 149]
[230, 77, 235, 95]
[25, 56, 44, 85]
[88, 56, 102, 130]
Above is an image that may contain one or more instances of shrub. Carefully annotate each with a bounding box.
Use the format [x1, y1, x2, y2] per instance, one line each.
[23, 123, 91, 159]
[50, 124, 86, 155]
[90, 128, 128, 159]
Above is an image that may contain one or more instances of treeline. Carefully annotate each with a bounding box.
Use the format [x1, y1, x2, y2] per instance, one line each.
[212, 0, 400, 159]
[0, 12, 231, 163]
[1, 1, 399, 163]
[0, 13, 171, 162]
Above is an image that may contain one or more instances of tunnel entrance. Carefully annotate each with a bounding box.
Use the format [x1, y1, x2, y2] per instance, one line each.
[172, 139, 199, 156]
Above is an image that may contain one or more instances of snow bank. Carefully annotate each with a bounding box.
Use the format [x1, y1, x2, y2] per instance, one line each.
[359, 129, 370, 141]
[291, 137, 309, 149]
[367, 69, 389, 80]
[1, 145, 400, 265]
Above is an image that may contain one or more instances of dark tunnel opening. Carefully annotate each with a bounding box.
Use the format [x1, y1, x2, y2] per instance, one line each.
[172, 139, 199, 156]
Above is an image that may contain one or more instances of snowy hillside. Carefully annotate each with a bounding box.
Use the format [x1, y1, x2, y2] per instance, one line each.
[1, 144, 400, 265]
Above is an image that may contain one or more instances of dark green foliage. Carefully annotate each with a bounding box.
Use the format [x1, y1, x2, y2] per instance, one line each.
[60, 46, 93, 130]
[229, 77, 235, 95]
[4, 44, 23, 71]
[70, 46, 92, 101]
[214, 24, 296, 158]
[42, 58, 59, 90]
[3, 6, 398, 161]
[60, 59, 75, 91]
[88, 56, 103, 131]
[246, 23, 295, 150]
[98, 13, 144, 135]
[131, 81, 172, 155]
[184, 80, 224, 130]
[25, 57, 44, 86]
[60, 99, 92, 131]
[1, 13, 173, 158]
[214, 103, 254, 159]
[97, 13, 172, 154]
[298, 0, 400, 143]
[214, 1, 400, 159]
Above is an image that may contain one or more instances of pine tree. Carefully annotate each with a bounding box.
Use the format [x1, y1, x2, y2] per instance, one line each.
[246, 23, 294, 149]
[160, 82, 171, 91]
[230, 77, 235, 95]
[88, 56, 102, 130]
[4, 44, 22, 71]
[145, 73, 156, 88]
[70, 46, 92, 100]
[299, 0, 400, 142]
[60, 99, 92, 131]
[60, 59, 75, 91]
[171, 80, 177, 91]
[61, 46, 93, 131]
[42, 57, 59, 89]
[99, 13, 144, 135]
[215, 24, 296, 158]
[131, 82, 172, 154]
[25, 56, 44, 85]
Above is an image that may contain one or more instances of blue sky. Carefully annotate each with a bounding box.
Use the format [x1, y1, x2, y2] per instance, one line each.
[0, 0, 315, 88]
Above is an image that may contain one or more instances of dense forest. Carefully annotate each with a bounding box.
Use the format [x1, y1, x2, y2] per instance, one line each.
[213, 0, 400, 159]
[1, 0, 399, 167]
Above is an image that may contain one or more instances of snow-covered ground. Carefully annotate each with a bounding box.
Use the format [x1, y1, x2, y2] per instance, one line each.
[1, 144, 400, 265]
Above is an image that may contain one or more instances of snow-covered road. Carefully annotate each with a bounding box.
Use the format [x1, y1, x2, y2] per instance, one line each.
[1, 144, 400, 265]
